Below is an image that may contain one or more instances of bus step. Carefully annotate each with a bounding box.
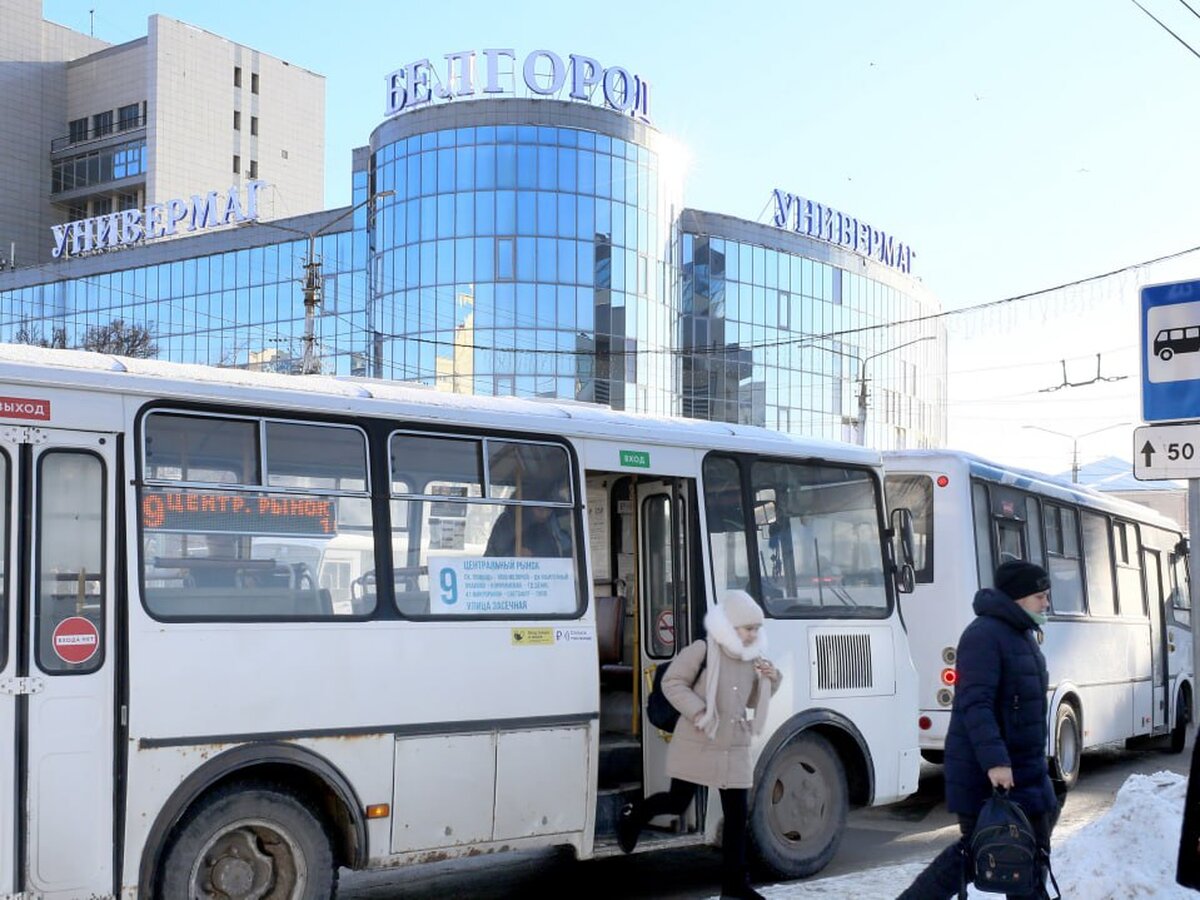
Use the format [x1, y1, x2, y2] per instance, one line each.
[598, 733, 642, 788]
[595, 783, 642, 836]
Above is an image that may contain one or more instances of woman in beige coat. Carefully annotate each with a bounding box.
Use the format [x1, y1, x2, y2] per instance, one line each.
[618, 590, 781, 900]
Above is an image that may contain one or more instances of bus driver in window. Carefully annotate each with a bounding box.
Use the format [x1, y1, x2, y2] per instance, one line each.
[484, 503, 572, 558]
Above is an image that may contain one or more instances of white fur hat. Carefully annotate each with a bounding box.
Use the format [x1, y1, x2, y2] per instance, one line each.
[721, 589, 764, 628]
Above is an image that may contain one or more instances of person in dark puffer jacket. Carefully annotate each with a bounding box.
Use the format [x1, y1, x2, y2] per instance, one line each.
[897, 560, 1061, 900]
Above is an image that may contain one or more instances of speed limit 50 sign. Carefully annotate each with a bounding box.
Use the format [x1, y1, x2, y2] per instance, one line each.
[1134, 423, 1200, 480]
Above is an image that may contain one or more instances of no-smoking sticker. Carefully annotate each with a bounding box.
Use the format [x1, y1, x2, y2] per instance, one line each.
[655, 609, 675, 649]
[52, 616, 100, 665]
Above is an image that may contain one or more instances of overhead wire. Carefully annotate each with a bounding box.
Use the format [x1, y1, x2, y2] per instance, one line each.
[1129, 0, 1200, 60]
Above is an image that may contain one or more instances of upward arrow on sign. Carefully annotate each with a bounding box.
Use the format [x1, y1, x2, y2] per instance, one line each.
[1141, 441, 1155, 468]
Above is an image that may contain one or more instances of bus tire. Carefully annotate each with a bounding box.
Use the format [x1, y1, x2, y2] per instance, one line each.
[749, 731, 848, 879]
[158, 781, 336, 900]
[1052, 703, 1081, 792]
[1170, 687, 1192, 755]
[1160, 347, 1175, 361]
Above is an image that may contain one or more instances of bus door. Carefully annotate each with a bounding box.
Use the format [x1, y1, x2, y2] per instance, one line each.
[1143, 546, 1168, 731]
[637, 479, 699, 807]
[5, 429, 117, 898]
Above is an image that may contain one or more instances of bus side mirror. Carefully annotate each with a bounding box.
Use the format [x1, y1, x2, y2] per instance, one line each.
[891, 507, 916, 567]
[1176, 538, 1190, 558]
[896, 562, 915, 594]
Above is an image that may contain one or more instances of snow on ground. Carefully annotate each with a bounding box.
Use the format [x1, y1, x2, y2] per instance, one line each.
[737, 771, 1197, 899]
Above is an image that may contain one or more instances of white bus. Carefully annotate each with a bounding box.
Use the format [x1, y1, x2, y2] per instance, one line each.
[0, 345, 921, 899]
[884, 449, 1192, 790]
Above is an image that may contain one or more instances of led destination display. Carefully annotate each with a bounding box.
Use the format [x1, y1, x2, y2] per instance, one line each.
[141, 489, 336, 535]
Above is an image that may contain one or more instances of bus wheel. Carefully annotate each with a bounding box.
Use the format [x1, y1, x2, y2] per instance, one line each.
[1160, 348, 1175, 361]
[158, 782, 336, 900]
[750, 732, 848, 879]
[1052, 703, 1081, 791]
[1169, 687, 1192, 755]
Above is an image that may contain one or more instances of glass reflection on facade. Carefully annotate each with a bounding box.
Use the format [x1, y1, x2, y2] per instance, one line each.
[0, 98, 945, 450]
[369, 120, 679, 411]
[680, 228, 945, 448]
[0, 191, 369, 376]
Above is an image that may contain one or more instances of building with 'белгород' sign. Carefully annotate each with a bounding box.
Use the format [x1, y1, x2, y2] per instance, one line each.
[0, 9, 947, 451]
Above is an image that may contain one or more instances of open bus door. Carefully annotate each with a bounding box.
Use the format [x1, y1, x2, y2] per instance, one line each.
[636, 478, 702, 828]
[2, 428, 118, 898]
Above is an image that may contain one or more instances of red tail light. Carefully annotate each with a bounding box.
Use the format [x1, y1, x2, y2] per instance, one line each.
[940, 667, 957, 686]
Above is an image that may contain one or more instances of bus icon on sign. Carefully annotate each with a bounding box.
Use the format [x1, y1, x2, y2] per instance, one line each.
[1146, 299, 1200, 384]
[1154, 327, 1200, 361]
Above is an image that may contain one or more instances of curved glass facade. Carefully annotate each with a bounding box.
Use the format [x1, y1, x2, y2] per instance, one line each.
[0, 97, 945, 449]
[368, 107, 680, 412]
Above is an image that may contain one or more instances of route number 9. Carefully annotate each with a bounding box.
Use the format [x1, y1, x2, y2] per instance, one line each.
[439, 567, 458, 605]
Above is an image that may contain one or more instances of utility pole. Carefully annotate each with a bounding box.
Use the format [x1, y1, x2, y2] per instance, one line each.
[301, 240, 322, 374]
[1022, 422, 1130, 482]
[852, 335, 937, 446]
[250, 190, 393, 376]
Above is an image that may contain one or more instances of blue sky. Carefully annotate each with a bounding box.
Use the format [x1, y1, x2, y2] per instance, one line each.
[42, 0, 1200, 472]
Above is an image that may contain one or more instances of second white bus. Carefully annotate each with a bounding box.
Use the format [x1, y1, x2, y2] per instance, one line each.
[884, 449, 1192, 789]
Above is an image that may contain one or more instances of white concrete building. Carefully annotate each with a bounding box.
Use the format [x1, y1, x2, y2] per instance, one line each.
[0, 0, 325, 268]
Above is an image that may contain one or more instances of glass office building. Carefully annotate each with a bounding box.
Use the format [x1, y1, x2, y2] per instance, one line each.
[0, 95, 945, 448]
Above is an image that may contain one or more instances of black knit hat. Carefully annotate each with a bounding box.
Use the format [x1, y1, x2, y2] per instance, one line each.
[994, 560, 1050, 600]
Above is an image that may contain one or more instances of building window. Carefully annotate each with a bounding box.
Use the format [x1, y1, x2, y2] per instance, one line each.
[251, 73, 259, 94]
[281, 149, 289, 159]
[92, 196, 112, 216]
[67, 201, 87, 221]
[92, 110, 113, 137]
[69, 118, 88, 144]
[118, 103, 141, 131]
[233, 111, 241, 130]
[234, 66, 242, 87]
[250, 116, 258, 136]
[233, 155, 241, 174]
[117, 191, 139, 211]
[249, 160, 258, 178]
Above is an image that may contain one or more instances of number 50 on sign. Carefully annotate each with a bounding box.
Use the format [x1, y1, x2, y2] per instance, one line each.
[1133, 423, 1200, 480]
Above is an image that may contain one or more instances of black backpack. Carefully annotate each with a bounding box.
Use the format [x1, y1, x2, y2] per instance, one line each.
[646, 654, 705, 732]
[966, 790, 1059, 898]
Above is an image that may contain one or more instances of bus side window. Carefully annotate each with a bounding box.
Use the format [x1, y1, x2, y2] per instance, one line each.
[972, 482, 993, 587]
[1043, 503, 1084, 614]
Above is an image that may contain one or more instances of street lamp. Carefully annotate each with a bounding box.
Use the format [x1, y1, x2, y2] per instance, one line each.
[1021, 422, 1131, 483]
[816, 335, 937, 445]
[249, 191, 393, 374]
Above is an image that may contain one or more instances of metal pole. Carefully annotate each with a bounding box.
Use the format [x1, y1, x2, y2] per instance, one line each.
[300, 233, 321, 375]
[856, 362, 869, 446]
[1190, 479, 1200, 695]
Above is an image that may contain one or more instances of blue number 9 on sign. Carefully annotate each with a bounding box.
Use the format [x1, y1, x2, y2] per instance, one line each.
[439, 567, 458, 605]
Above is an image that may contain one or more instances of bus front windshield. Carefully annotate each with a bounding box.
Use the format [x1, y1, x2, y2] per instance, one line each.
[703, 455, 890, 618]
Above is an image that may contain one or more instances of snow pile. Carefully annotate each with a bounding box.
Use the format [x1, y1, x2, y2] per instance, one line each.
[741, 771, 1196, 899]
[1052, 771, 1192, 899]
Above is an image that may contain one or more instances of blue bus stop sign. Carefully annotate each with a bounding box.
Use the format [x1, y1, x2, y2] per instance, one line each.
[1142, 279, 1200, 422]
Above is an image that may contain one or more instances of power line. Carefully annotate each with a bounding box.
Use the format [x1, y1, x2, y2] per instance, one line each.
[1129, 0, 1200, 61]
[1179, 0, 1200, 22]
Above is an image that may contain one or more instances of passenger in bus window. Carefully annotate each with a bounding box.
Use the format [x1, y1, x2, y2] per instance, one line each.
[898, 561, 1060, 899]
[483, 504, 572, 558]
[617, 590, 781, 900]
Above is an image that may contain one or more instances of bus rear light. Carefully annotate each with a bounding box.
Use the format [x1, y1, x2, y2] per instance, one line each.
[366, 804, 390, 819]
[918, 716, 932, 730]
[936, 475, 949, 487]
[941, 646, 957, 665]
[940, 667, 957, 686]
[937, 688, 954, 706]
